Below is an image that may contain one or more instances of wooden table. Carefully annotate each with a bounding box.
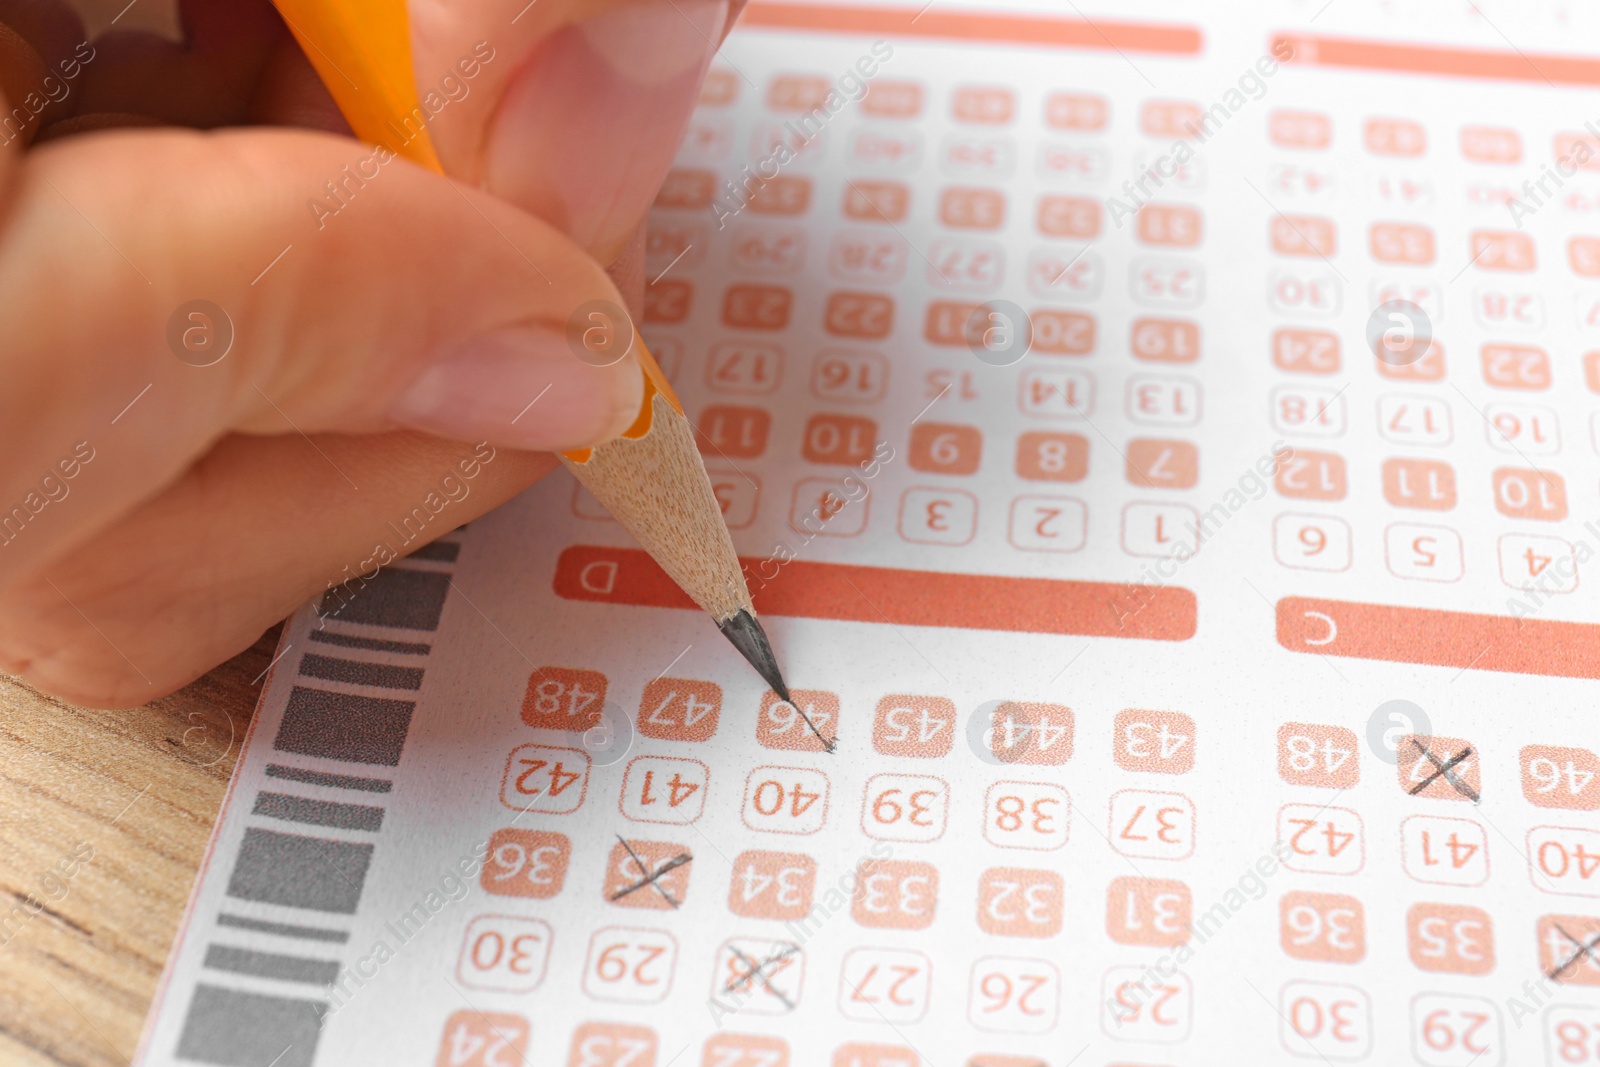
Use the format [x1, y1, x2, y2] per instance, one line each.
[0, 629, 277, 1067]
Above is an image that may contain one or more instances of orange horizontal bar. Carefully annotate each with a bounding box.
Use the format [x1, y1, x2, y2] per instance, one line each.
[742, 1, 1203, 54]
[1275, 32, 1600, 85]
[555, 545, 1196, 641]
[1277, 596, 1600, 680]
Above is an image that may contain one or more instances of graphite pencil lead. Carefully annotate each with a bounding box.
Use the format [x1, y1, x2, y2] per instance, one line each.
[717, 609, 834, 753]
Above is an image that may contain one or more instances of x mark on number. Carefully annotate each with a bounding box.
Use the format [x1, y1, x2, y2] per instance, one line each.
[610, 836, 693, 908]
[1407, 739, 1480, 803]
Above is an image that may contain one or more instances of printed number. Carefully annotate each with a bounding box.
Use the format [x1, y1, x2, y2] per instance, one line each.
[637, 677, 723, 743]
[521, 666, 608, 731]
[1279, 802, 1365, 875]
[811, 349, 888, 403]
[1114, 709, 1195, 774]
[742, 766, 830, 835]
[1408, 903, 1495, 975]
[1401, 815, 1490, 887]
[1271, 385, 1346, 437]
[481, 829, 571, 899]
[1398, 734, 1481, 803]
[851, 859, 939, 930]
[1541, 916, 1600, 986]
[565, 1023, 657, 1067]
[1412, 994, 1504, 1067]
[1273, 515, 1353, 572]
[873, 694, 956, 757]
[977, 867, 1064, 937]
[706, 342, 783, 396]
[758, 688, 839, 753]
[838, 947, 932, 1023]
[713, 937, 804, 1016]
[1523, 746, 1600, 810]
[1102, 966, 1193, 1043]
[1545, 1004, 1600, 1063]
[1280, 891, 1366, 964]
[1106, 876, 1191, 947]
[1277, 723, 1359, 787]
[1486, 402, 1560, 455]
[700, 1033, 790, 1067]
[437, 1010, 531, 1067]
[500, 744, 591, 814]
[604, 838, 693, 911]
[824, 291, 894, 339]
[457, 915, 552, 993]
[620, 756, 709, 824]
[978, 701, 1074, 764]
[968, 956, 1060, 1034]
[582, 926, 679, 1004]
[1019, 368, 1095, 418]
[728, 850, 816, 921]
[1531, 827, 1600, 897]
[1279, 981, 1373, 1059]
[1109, 789, 1195, 860]
[862, 773, 949, 843]
[983, 780, 1070, 851]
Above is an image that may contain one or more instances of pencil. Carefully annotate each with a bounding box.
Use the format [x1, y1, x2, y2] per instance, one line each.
[271, 0, 818, 745]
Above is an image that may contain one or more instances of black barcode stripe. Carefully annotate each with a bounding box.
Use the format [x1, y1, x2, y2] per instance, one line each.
[307, 631, 431, 655]
[298, 653, 424, 691]
[264, 764, 392, 794]
[225, 828, 374, 914]
[252, 792, 384, 832]
[203, 945, 341, 986]
[216, 913, 350, 943]
[273, 688, 415, 767]
[316, 567, 451, 631]
[176, 985, 325, 1067]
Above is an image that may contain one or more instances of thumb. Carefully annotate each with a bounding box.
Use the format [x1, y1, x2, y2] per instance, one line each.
[0, 123, 641, 582]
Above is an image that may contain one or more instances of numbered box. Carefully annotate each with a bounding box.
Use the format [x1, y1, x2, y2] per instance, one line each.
[747, 175, 813, 216]
[437, 1011, 530, 1067]
[1029, 246, 1103, 300]
[728, 850, 816, 920]
[851, 127, 922, 170]
[953, 84, 1015, 125]
[1271, 214, 1337, 258]
[1279, 803, 1365, 875]
[852, 859, 938, 930]
[1398, 734, 1480, 802]
[1139, 203, 1203, 247]
[480, 828, 571, 899]
[702, 1033, 789, 1067]
[522, 666, 608, 731]
[1126, 376, 1201, 427]
[1279, 980, 1372, 1060]
[1273, 514, 1352, 572]
[824, 291, 895, 339]
[1385, 523, 1464, 583]
[811, 349, 889, 403]
[1102, 966, 1192, 1043]
[968, 956, 1059, 1034]
[838, 948, 931, 1023]
[721, 285, 790, 331]
[501, 744, 591, 814]
[1499, 535, 1578, 593]
[1269, 267, 1341, 317]
[457, 915, 553, 993]
[1383, 458, 1457, 510]
[1529, 826, 1600, 897]
[872, 694, 955, 758]
[565, 1024, 657, 1067]
[1402, 815, 1489, 887]
[803, 413, 879, 465]
[1545, 1004, 1600, 1064]
[1122, 502, 1199, 559]
[1019, 367, 1095, 418]
[1379, 339, 1447, 382]
[1110, 789, 1195, 860]
[1408, 903, 1494, 975]
[909, 422, 982, 475]
[706, 342, 783, 396]
[743, 766, 829, 835]
[1015, 431, 1088, 482]
[758, 688, 839, 753]
[1493, 467, 1567, 521]
[1539, 915, 1600, 985]
[1131, 256, 1204, 308]
[1037, 141, 1109, 185]
[977, 701, 1074, 765]
[1131, 317, 1200, 363]
[1273, 327, 1341, 374]
[1008, 495, 1086, 553]
[1476, 287, 1544, 332]
[830, 229, 907, 285]
[1470, 230, 1537, 272]
[637, 677, 723, 743]
[1281, 891, 1366, 963]
[843, 181, 911, 225]
[1278, 723, 1359, 787]
[1275, 449, 1346, 500]
[1124, 438, 1198, 490]
[983, 781, 1070, 851]
[698, 405, 771, 459]
[1482, 342, 1550, 390]
[897, 488, 977, 545]
[928, 237, 1004, 291]
[1370, 221, 1435, 264]
[861, 773, 949, 843]
[1411, 993, 1504, 1067]
[1045, 91, 1108, 131]
[831, 1044, 919, 1067]
[644, 280, 692, 325]
[620, 756, 708, 824]
[657, 168, 715, 210]
[1036, 194, 1101, 238]
[1523, 745, 1600, 810]
[708, 469, 760, 529]
[790, 478, 870, 539]
[1030, 308, 1096, 355]
[1106, 877, 1191, 947]
[1114, 709, 1195, 774]
[729, 221, 806, 276]
[604, 838, 693, 910]
[582, 926, 678, 1004]
[941, 135, 1015, 180]
[714, 937, 804, 1016]
[977, 867, 1063, 937]
[1485, 402, 1559, 454]
[939, 186, 1007, 229]
[1378, 395, 1452, 446]
[1270, 109, 1332, 149]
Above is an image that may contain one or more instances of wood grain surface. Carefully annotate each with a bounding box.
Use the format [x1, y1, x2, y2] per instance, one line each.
[0, 627, 277, 1067]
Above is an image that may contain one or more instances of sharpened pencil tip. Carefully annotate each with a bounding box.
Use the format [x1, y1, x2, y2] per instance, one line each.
[719, 609, 791, 703]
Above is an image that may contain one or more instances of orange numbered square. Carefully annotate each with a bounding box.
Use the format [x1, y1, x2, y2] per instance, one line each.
[767, 73, 830, 111]
[1131, 317, 1200, 363]
[1275, 449, 1347, 501]
[1271, 214, 1336, 257]
[1370, 221, 1435, 264]
[977, 867, 1063, 938]
[1269, 109, 1332, 149]
[637, 677, 722, 743]
[1280, 891, 1365, 963]
[1366, 117, 1426, 156]
[436, 1011, 531, 1067]
[1571, 236, 1600, 277]
[1470, 229, 1536, 272]
[873, 694, 955, 758]
[643, 280, 692, 325]
[1036, 195, 1101, 239]
[1377, 339, 1446, 381]
[1492, 467, 1567, 520]
[729, 850, 816, 920]
[1539, 915, 1600, 985]
[522, 666, 608, 731]
[1272, 327, 1340, 374]
[852, 859, 939, 929]
[1461, 125, 1520, 162]
[481, 829, 571, 899]
[1277, 723, 1359, 789]
[1522, 745, 1600, 810]
[953, 85, 1015, 125]
[1031, 309, 1096, 356]
[1016, 431, 1088, 482]
[1408, 903, 1494, 974]
[1045, 91, 1108, 131]
[722, 285, 792, 330]
[706, 1035, 791, 1067]
[605, 838, 693, 910]
[862, 79, 924, 119]
[844, 180, 911, 223]
[1125, 438, 1198, 490]
[699, 68, 738, 106]
[939, 187, 1006, 230]
[802, 413, 878, 465]
[1481, 343, 1551, 390]
[748, 176, 812, 217]
[1114, 709, 1195, 774]
[758, 688, 839, 752]
[1106, 877, 1191, 947]
[1138, 204, 1203, 247]
[566, 1023, 657, 1067]
[832, 1045, 918, 1067]
[1382, 458, 1456, 511]
[824, 291, 895, 339]
[982, 701, 1074, 766]
[1141, 99, 1202, 138]
[1398, 734, 1481, 802]
[656, 168, 715, 210]
[697, 405, 770, 458]
[909, 422, 982, 475]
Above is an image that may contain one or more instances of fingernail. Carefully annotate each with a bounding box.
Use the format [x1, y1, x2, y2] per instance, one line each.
[484, 0, 727, 262]
[389, 328, 643, 449]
